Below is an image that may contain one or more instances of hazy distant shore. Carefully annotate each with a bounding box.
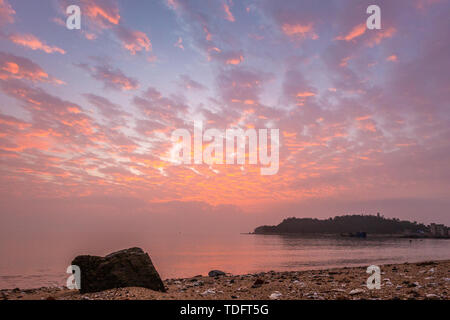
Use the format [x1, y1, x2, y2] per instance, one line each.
[249, 232, 450, 239]
[252, 215, 450, 239]
[2, 260, 449, 300]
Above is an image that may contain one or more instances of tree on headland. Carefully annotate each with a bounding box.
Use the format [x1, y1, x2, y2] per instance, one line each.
[253, 214, 429, 235]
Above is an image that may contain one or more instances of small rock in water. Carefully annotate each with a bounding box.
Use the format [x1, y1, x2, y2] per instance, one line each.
[208, 270, 226, 277]
[269, 291, 282, 300]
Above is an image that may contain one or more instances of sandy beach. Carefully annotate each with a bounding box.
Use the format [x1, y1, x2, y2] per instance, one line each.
[2, 260, 449, 300]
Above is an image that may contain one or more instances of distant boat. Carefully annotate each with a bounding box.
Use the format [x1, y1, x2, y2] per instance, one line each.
[340, 232, 367, 238]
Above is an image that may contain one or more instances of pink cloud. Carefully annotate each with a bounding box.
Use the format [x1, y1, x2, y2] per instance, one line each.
[83, 93, 130, 123]
[223, 2, 235, 22]
[0, 79, 97, 147]
[166, 0, 180, 10]
[147, 55, 158, 63]
[282, 69, 317, 106]
[335, 23, 366, 41]
[216, 67, 273, 117]
[178, 74, 206, 90]
[226, 55, 244, 65]
[52, 17, 65, 27]
[77, 62, 139, 91]
[0, 52, 64, 84]
[133, 87, 188, 125]
[83, 31, 98, 41]
[415, 0, 442, 9]
[7, 33, 65, 54]
[114, 25, 152, 55]
[386, 54, 398, 62]
[0, 0, 15, 25]
[366, 27, 396, 47]
[282, 23, 318, 40]
[208, 50, 244, 66]
[174, 37, 184, 50]
[81, 0, 120, 28]
[203, 26, 212, 41]
[296, 91, 316, 97]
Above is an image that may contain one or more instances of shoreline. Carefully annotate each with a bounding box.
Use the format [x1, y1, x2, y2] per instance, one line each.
[1, 259, 449, 300]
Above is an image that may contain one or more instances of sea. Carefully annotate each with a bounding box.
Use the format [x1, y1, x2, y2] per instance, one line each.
[1, 233, 449, 289]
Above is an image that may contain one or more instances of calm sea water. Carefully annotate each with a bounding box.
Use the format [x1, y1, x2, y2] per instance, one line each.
[1, 233, 449, 289]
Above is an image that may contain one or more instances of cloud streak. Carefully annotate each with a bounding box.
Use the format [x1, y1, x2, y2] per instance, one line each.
[7, 34, 65, 54]
[77, 61, 139, 91]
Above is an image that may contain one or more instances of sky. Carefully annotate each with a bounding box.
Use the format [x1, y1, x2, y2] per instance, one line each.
[0, 0, 449, 239]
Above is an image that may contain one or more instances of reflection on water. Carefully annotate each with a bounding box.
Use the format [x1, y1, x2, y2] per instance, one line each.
[1, 233, 449, 289]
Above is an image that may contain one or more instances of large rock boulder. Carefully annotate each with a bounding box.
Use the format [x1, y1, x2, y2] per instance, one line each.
[71, 247, 165, 293]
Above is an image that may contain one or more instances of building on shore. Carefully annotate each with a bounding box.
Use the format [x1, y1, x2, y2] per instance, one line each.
[429, 223, 449, 237]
